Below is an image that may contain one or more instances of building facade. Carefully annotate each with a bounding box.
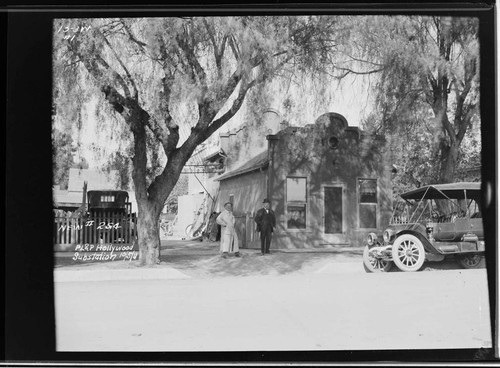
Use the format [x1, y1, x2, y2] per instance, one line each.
[215, 112, 393, 249]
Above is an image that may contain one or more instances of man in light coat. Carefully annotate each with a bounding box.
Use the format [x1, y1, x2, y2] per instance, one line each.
[216, 202, 241, 258]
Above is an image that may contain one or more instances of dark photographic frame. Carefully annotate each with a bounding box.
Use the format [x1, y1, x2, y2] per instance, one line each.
[5, 1, 497, 365]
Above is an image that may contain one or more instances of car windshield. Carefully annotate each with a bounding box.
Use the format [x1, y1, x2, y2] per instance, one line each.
[391, 199, 431, 224]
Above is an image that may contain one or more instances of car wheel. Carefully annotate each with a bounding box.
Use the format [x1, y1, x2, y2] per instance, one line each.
[363, 245, 392, 273]
[456, 254, 482, 269]
[392, 234, 426, 272]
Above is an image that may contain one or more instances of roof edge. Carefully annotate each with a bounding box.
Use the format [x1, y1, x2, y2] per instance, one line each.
[215, 161, 269, 181]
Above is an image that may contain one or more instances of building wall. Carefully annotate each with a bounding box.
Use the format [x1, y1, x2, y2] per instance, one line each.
[188, 173, 206, 195]
[220, 109, 280, 173]
[219, 170, 267, 215]
[217, 112, 393, 250]
[268, 113, 392, 249]
[177, 192, 205, 235]
[218, 169, 267, 248]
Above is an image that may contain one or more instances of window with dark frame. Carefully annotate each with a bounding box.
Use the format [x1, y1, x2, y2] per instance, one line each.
[328, 135, 339, 149]
[100, 195, 115, 203]
[358, 179, 378, 229]
[286, 177, 307, 229]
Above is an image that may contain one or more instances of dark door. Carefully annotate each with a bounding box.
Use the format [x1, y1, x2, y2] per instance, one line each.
[324, 186, 343, 234]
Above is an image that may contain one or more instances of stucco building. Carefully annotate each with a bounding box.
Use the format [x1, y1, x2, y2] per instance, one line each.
[214, 112, 393, 249]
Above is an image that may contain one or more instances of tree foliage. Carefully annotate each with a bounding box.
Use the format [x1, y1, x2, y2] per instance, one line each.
[345, 16, 480, 188]
[53, 16, 345, 265]
[52, 127, 76, 189]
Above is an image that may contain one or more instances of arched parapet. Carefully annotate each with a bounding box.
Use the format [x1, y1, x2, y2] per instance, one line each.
[314, 112, 349, 132]
[314, 112, 361, 142]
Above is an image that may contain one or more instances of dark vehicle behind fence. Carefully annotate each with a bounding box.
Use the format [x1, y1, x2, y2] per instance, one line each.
[363, 182, 484, 272]
[85, 190, 137, 245]
[54, 190, 137, 250]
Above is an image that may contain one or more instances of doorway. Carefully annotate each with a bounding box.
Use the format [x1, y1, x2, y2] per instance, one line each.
[323, 185, 344, 235]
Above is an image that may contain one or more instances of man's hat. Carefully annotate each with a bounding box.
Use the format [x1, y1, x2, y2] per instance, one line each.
[263, 198, 270, 203]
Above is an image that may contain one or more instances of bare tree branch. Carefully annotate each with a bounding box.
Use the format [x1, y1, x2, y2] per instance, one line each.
[336, 66, 385, 78]
[228, 35, 240, 60]
[203, 18, 223, 74]
[200, 81, 251, 140]
[100, 85, 129, 115]
[121, 20, 148, 49]
[176, 27, 207, 92]
[196, 63, 245, 126]
[68, 37, 132, 101]
[97, 28, 138, 99]
[131, 125, 149, 201]
[94, 54, 131, 99]
[338, 51, 384, 67]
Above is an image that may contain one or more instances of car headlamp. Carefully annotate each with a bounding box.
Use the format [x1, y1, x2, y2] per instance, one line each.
[367, 233, 378, 246]
[383, 229, 394, 243]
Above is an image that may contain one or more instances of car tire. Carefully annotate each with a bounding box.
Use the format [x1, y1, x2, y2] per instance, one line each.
[456, 254, 483, 269]
[391, 234, 426, 272]
[362, 245, 393, 273]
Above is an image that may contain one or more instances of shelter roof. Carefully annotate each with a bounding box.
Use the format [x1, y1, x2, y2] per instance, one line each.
[53, 190, 85, 207]
[203, 147, 226, 162]
[216, 151, 268, 181]
[400, 182, 481, 200]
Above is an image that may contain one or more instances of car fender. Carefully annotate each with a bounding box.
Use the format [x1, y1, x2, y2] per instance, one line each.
[394, 230, 439, 254]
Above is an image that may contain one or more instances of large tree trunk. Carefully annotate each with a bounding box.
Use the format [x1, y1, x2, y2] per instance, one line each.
[433, 101, 463, 185]
[128, 103, 164, 266]
[438, 140, 459, 184]
[431, 80, 458, 184]
[136, 200, 162, 266]
[127, 102, 193, 266]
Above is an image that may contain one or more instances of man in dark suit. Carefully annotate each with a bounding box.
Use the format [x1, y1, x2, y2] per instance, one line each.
[254, 198, 276, 255]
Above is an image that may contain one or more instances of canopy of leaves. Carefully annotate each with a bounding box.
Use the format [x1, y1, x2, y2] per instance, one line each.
[52, 127, 76, 189]
[53, 15, 481, 198]
[53, 16, 350, 193]
[347, 15, 480, 187]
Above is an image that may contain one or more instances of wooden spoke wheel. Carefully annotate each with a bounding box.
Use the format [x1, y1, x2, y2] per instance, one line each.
[391, 234, 426, 272]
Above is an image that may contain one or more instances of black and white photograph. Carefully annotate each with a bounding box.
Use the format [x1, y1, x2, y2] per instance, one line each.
[5, 2, 499, 366]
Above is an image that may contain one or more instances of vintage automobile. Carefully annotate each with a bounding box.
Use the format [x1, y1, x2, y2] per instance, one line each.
[86, 190, 137, 244]
[363, 182, 485, 272]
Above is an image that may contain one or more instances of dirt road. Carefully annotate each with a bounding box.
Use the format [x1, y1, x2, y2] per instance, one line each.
[55, 267, 491, 352]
